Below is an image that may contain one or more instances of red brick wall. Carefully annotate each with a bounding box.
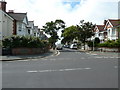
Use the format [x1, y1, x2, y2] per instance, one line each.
[12, 48, 49, 55]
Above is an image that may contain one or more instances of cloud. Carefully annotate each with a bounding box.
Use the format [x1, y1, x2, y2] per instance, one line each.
[5, 0, 118, 28]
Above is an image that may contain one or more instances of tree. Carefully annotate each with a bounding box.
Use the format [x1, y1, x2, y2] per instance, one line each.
[94, 37, 100, 47]
[77, 20, 95, 50]
[61, 25, 78, 44]
[42, 19, 65, 49]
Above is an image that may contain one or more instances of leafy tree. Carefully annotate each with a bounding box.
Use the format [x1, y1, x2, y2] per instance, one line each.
[42, 19, 65, 49]
[93, 37, 100, 47]
[61, 25, 78, 44]
[77, 20, 95, 50]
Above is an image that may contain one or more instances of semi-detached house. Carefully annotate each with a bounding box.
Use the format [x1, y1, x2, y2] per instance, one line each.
[0, 0, 44, 39]
[94, 19, 120, 43]
[104, 19, 120, 40]
[0, 1, 14, 40]
[8, 11, 29, 36]
[94, 25, 106, 43]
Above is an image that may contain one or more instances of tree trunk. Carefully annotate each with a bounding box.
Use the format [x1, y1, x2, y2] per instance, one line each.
[84, 42, 85, 50]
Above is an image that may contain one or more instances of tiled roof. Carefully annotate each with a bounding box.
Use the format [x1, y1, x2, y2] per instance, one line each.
[96, 25, 104, 32]
[108, 19, 120, 27]
[8, 13, 27, 21]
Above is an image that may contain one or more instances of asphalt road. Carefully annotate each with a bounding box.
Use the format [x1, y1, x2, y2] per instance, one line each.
[2, 48, 118, 88]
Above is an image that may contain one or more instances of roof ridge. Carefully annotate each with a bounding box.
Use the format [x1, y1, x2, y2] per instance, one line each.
[108, 19, 120, 21]
[9, 12, 26, 14]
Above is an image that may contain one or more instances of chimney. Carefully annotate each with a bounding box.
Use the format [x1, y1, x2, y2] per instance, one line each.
[8, 10, 14, 13]
[0, 0, 7, 12]
[104, 20, 107, 25]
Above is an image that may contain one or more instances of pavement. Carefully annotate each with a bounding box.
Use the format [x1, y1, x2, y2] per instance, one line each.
[0, 49, 59, 61]
[79, 49, 120, 57]
[0, 49, 119, 61]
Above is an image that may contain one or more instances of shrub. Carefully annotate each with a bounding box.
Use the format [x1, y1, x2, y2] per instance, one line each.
[2, 35, 49, 48]
[98, 39, 120, 48]
[87, 38, 100, 47]
[87, 41, 93, 47]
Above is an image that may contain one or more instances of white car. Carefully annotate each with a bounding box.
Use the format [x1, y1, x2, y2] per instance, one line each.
[70, 44, 77, 49]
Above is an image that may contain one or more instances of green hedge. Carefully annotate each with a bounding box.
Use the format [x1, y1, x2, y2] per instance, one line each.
[98, 39, 120, 48]
[2, 36, 50, 48]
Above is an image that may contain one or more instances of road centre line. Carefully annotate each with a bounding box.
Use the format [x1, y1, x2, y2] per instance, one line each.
[27, 67, 92, 73]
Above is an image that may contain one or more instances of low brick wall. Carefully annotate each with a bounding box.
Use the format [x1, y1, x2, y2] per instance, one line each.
[98, 47, 120, 52]
[12, 48, 49, 55]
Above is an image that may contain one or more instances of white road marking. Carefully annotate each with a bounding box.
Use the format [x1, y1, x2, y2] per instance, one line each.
[56, 51, 60, 56]
[27, 67, 92, 73]
[27, 71, 38, 73]
[109, 57, 116, 58]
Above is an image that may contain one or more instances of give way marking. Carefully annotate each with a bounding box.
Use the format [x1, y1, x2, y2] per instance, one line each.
[27, 67, 91, 73]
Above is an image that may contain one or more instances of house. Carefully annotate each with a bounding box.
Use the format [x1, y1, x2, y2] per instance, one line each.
[8, 11, 29, 36]
[39, 30, 48, 40]
[0, 1, 14, 40]
[27, 21, 35, 36]
[104, 19, 120, 41]
[94, 25, 106, 43]
[0, 0, 45, 41]
[34, 26, 40, 37]
[93, 19, 120, 43]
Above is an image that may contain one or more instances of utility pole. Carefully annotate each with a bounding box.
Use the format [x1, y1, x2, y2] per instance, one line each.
[92, 36, 94, 51]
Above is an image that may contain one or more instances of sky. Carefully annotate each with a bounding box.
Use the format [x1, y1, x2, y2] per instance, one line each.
[5, 0, 119, 28]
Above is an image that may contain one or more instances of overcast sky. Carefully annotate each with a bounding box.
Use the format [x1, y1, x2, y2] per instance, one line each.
[6, 0, 119, 28]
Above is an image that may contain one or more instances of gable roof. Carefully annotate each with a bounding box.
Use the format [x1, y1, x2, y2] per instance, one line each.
[96, 25, 104, 32]
[0, 9, 14, 20]
[8, 12, 27, 21]
[108, 19, 120, 27]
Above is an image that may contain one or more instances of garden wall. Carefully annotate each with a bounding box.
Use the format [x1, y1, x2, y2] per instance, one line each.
[98, 47, 120, 52]
[12, 48, 49, 55]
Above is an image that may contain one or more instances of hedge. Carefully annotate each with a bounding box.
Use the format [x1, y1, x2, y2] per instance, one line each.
[98, 39, 120, 48]
[2, 35, 50, 48]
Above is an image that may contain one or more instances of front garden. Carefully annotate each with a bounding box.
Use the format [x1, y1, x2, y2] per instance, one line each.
[87, 38, 120, 52]
[2, 36, 50, 55]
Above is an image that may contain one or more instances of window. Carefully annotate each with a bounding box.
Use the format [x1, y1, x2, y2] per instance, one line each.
[18, 23, 22, 31]
[28, 29, 30, 34]
[34, 33, 36, 36]
[112, 29, 115, 35]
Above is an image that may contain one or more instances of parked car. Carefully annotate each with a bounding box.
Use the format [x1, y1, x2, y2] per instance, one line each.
[56, 44, 63, 50]
[70, 44, 77, 49]
[63, 45, 70, 48]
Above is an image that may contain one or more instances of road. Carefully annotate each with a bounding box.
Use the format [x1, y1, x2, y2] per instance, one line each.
[2, 48, 118, 88]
